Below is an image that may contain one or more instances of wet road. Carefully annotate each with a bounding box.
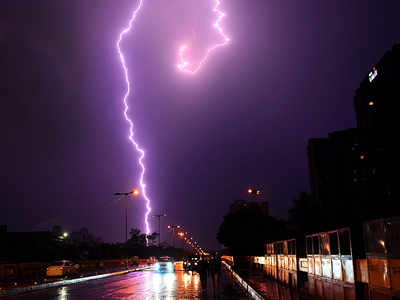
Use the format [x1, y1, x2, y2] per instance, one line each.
[5, 262, 247, 300]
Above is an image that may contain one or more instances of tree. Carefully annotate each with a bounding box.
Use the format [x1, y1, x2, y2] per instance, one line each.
[71, 227, 103, 246]
[288, 192, 322, 235]
[217, 200, 289, 255]
[147, 232, 159, 246]
[128, 228, 158, 247]
[128, 228, 147, 246]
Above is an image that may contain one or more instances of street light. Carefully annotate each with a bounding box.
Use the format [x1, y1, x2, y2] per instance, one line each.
[152, 213, 166, 247]
[177, 231, 185, 248]
[114, 189, 140, 243]
[59, 232, 69, 241]
[166, 225, 205, 255]
[167, 225, 182, 247]
[248, 187, 261, 195]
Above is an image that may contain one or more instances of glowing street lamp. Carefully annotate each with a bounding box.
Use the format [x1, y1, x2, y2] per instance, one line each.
[248, 188, 261, 195]
[114, 188, 141, 243]
[167, 225, 182, 247]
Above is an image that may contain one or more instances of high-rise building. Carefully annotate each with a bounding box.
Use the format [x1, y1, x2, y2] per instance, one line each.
[354, 44, 400, 133]
[353, 43, 399, 207]
[307, 138, 330, 213]
[307, 129, 390, 229]
[307, 45, 399, 230]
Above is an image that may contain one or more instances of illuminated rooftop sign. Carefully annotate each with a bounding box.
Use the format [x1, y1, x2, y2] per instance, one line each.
[369, 67, 378, 82]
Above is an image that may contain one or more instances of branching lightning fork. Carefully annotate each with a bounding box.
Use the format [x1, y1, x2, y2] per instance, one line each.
[177, 0, 230, 74]
[116, 0, 230, 238]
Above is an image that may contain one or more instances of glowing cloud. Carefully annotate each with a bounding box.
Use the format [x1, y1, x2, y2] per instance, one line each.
[177, 0, 230, 74]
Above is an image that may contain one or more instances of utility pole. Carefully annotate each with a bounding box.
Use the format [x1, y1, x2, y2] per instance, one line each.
[152, 213, 166, 247]
[114, 189, 140, 243]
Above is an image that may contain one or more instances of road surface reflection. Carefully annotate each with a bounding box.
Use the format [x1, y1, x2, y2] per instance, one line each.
[7, 262, 205, 299]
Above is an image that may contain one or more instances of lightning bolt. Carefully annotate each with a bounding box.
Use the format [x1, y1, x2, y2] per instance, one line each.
[177, 0, 230, 74]
[116, 0, 230, 240]
[116, 0, 151, 238]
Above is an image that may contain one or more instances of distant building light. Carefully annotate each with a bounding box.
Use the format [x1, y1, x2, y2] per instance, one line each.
[369, 67, 378, 82]
[360, 155, 365, 160]
[369, 101, 374, 106]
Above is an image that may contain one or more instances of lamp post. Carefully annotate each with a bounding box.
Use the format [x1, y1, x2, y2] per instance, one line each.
[247, 187, 262, 196]
[167, 225, 181, 247]
[177, 231, 185, 249]
[114, 189, 140, 243]
[152, 213, 166, 247]
[247, 187, 269, 215]
[247, 187, 262, 203]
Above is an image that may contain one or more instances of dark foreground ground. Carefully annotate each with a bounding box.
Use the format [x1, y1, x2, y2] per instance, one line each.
[3, 262, 247, 299]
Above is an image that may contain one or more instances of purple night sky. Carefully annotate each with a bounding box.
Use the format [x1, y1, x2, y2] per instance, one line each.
[1, 0, 400, 249]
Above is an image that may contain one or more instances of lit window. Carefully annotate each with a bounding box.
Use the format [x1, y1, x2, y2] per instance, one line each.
[369, 67, 378, 82]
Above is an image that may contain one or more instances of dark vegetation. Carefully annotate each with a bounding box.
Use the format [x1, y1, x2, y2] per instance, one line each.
[217, 192, 320, 255]
[1, 227, 190, 263]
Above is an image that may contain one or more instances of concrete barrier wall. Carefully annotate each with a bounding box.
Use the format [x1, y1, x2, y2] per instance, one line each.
[0, 265, 151, 297]
[222, 261, 264, 300]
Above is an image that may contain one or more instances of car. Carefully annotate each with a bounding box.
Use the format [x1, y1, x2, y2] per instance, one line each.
[148, 256, 157, 264]
[154, 256, 175, 272]
[46, 260, 79, 277]
[183, 256, 199, 271]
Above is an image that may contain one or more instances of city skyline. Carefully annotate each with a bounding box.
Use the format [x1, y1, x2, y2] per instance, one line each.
[1, 0, 400, 249]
